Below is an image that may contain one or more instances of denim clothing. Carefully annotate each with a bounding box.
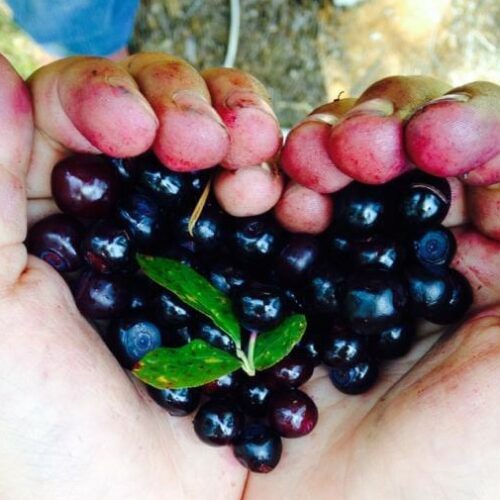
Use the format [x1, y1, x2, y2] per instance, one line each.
[7, 0, 140, 56]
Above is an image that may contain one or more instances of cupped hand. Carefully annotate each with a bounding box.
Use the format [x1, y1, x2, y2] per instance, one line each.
[0, 53, 499, 500]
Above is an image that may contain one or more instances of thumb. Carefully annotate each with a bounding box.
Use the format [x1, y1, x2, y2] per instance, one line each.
[0, 54, 33, 292]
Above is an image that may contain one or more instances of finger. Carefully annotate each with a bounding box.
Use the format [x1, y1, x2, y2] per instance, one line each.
[0, 55, 33, 291]
[202, 67, 282, 169]
[27, 57, 158, 198]
[452, 227, 500, 309]
[443, 176, 468, 227]
[273, 181, 333, 234]
[328, 76, 451, 184]
[27, 198, 60, 227]
[462, 154, 500, 186]
[213, 163, 284, 217]
[280, 99, 356, 193]
[405, 81, 500, 179]
[123, 53, 229, 171]
[348, 310, 500, 499]
[467, 184, 500, 241]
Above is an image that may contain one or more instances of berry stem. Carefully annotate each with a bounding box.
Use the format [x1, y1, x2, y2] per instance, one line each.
[236, 347, 251, 375]
[246, 331, 258, 375]
[188, 177, 212, 237]
[236, 343, 255, 376]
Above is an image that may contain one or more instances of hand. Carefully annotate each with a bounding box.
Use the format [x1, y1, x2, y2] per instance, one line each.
[0, 53, 499, 499]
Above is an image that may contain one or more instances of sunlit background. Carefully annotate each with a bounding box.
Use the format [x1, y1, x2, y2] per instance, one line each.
[1, 0, 498, 127]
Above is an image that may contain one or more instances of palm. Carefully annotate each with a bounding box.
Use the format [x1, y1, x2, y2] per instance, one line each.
[1, 53, 499, 500]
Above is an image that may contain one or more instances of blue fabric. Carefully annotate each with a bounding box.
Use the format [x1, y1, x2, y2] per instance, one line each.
[7, 0, 140, 56]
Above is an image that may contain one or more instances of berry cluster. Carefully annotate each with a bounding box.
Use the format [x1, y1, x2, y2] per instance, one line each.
[27, 153, 472, 473]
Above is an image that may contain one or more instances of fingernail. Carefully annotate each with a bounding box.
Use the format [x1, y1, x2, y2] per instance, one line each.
[413, 92, 471, 116]
[297, 112, 340, 127]
[224, 90, 277, 119]
[105, 74, 159, 126]
[172, 89, 227, 129]
[343, 98, 395, 120]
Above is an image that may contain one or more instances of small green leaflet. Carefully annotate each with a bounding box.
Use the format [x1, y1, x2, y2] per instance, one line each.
[137, 255, 241, 348]
[253, 314, 307, 371]
[133, 340, 242, 389]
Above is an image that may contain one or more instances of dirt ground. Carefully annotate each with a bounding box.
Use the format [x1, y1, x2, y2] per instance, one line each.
[1, 0, 499, 127]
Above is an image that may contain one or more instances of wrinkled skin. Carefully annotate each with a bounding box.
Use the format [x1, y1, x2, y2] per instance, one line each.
[1, 53, 500, 500]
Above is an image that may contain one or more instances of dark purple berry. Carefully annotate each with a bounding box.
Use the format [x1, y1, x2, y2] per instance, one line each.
[208, 261, 247, 296]
[26, 214, 84, 272]
[231, 215, 284, 263]
[73, 271, 128, 319]
[343, 271, 408, 335]
[406, 265, 447, 315]
[409, 226, 456, 268]
[237, 375, 276, 417]
[163, 324, 194, 347]
[268, 389, 318, 438]
[156, 245, 202, 272]
[187, 170, 210, 198]
[233, 423, 282, 473]
[196, 320, 235, 353]
[82, 219, 134, 274]
[193, 400, 244, 446]
[173, 207, 226, 253]
[350, 237, 405, 271]
[396, 171, 451, 227]
[305, 264, 345, 316]
[137, 154, 191, 208]
[322, 332, 367, 368]
[407, 266, 472, 324]
[329, 359, 379, 395]
[116, 191, 162, 249]
[51, 154, 121, 218]
[203, 371, 241, 397]
[154, 290, 194, 326]
[323, 230, 352, 261]
[276, 235, 320, 285]
[108, 315, 163, 369]
[107, 156, 138, 184]
[283, 287, 305, 314]
[128, 275, 154, 312]
[333, 182, 387, 236]
[370, 322, 415, 360]
[148, 386, 201, 416]
[293, 331, 322, 366]
[233, 283, 285, 331]
[265, 353, 314, 388]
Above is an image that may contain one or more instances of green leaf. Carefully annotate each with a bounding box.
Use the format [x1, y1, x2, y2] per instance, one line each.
[253, 314, 308, 371]
[133, 340, 242, 389]
[137, 255, 241, 348]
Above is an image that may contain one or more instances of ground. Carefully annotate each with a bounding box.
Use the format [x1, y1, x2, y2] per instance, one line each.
[0, 0, 498, 127]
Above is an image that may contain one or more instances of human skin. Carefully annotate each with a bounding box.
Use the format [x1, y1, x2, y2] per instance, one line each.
[1, 53, 500, 499]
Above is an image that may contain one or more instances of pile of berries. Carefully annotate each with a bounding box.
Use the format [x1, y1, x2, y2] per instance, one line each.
[27, 152, 472, 473]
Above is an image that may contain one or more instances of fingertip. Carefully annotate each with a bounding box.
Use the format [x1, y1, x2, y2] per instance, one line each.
[214, 164, 284, 217]
[203, 68, 282, 169]
[0, 54, 33, 171]
[274, 181, 333, 234]
[125, 54, 229, 171]
[281, 120, 351, 193]
[452, 228, 500, 309]
[328, 113, 405, 184]
[0, 55, 32, 290]
[467, 184, 500, 241]
[153, 91, 229, 171]
[217, 92, 282, 169]
[58, 58, 158, 157]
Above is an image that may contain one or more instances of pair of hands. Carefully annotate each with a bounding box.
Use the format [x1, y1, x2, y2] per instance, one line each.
[0, 52, 500, 499]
